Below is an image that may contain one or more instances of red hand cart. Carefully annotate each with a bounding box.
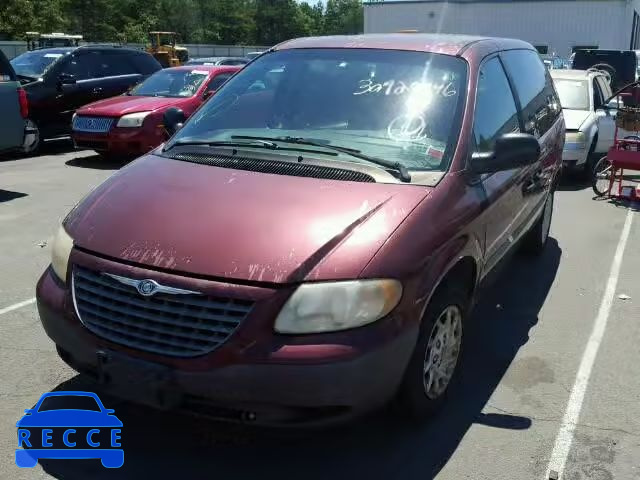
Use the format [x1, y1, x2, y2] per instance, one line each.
[592, 81, 640, 200]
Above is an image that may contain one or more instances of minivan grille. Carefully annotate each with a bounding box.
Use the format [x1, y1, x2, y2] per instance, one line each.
[72, 116, 114, 133]
[171, 152, 376, 183]
[72, 267, 253, 357]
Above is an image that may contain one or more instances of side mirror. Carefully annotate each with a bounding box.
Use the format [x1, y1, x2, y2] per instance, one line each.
[105, 409, 115, 414]
[23, 409, 34, 415]
[203, 90, 214, 100]
[607, 98, 621, 110]
[58, 73, 76, 85]
[163, 107, 186, 136]
[470, 133, 540, 175]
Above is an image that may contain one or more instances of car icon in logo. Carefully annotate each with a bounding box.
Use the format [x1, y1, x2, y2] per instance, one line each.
[16, 391, 123, 468]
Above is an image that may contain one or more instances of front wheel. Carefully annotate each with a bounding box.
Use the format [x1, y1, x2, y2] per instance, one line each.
[395, 284, 468, 421]
[591, 156, 613, 197]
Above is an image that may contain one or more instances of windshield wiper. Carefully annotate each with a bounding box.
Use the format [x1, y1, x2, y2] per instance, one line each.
[231, 135, 411, 182]
[165, 138, 280, 151]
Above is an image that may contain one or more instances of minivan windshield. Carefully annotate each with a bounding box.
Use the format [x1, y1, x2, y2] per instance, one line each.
[10, 48, 71, 78]
[168, 48, 468, 172]
[553, 79, 590, 110]
[130, 68, 210, 98]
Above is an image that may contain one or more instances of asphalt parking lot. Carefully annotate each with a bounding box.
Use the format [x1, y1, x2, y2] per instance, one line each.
[1, 142, 639, 480]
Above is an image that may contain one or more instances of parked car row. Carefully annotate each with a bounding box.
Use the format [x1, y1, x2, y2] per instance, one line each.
[37, 34, 564, 426]
[6, 45, 243, 157]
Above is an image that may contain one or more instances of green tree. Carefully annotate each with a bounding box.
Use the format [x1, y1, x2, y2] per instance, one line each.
[298, 1, 324, 36]
[254, 0, 307, 45]
[0, 0, 38, 39]
[324, 0, 363, 35]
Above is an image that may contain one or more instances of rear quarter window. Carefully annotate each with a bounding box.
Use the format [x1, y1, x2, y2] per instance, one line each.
[131, 53, 162, 75]
[501, 49, 561, 137]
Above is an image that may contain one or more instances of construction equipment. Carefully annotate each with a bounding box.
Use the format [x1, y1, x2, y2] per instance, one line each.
[26, 32, 83, 51]
[147, 32, 189, 68]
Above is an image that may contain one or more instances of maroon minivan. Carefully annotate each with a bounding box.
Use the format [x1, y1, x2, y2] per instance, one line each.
[38, 34, 564, 426]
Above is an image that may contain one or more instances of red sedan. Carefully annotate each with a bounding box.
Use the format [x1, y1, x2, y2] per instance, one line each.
[71, 65, 241, 158]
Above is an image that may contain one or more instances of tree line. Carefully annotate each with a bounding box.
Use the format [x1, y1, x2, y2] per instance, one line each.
[0, 0, 365, 46]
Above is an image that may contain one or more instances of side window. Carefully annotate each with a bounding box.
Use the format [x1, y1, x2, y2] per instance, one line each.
[207, 73, 233, 92]
[102, 52, 138, 76]
[592, 78, 604, 108]
[60, 53, 93, 80]
[501, 49, 557, 137]
[63, 52, 115, 79]
[473, 57, 520, 152]
[596, 76, 612, 104]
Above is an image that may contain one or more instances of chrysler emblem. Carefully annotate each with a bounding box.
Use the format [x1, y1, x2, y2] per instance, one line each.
[102, 273, 202, 297]
[137, 279, 157, 296]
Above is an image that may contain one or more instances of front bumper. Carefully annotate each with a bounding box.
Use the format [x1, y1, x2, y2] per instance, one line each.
[36, 255, 417, 426]
[72, 127, 164, 156]
[562, 145, 588, 168]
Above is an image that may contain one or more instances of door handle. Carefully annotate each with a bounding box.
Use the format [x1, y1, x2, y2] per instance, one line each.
[91, 87, 103, 94]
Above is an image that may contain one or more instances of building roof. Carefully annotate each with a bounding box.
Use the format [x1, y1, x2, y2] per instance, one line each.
[275, 33, 531, 56]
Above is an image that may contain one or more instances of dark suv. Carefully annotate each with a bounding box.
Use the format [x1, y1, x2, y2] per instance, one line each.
[37, 34, 564, 426]
[10, 45, 161, 154]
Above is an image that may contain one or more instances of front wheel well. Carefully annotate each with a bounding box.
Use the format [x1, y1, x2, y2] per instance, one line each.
[432, 257, 477, 304]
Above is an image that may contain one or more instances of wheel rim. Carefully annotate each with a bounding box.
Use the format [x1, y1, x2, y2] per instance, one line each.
[541, 194, 553, 244]
[23, 120, 39, 153]
[423, 305, 462, 400]
[593, 157, 613, 196]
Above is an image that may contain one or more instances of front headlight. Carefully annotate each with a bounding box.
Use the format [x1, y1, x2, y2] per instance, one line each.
[564, 131, 587, 150]
[51, 226, 73, 284]
[274, 279, 402, 334]
[116, 111, 151, 128]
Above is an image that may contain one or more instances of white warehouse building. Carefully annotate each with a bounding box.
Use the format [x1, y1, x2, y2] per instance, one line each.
[364, 0, 640, 57]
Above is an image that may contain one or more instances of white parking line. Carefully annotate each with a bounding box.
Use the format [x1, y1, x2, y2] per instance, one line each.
[545, 209, 634, 479]
[0, 298, 36, 316]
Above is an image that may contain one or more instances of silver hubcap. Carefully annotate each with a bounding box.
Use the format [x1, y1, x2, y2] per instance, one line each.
[23, 120, 39, 153]
[423, 305, 462, 399]
[541, 194, 553, 244]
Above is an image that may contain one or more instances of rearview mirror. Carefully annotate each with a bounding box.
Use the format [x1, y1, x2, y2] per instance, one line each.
[470, 133, 540, 175]
[163, 107, 186, 137]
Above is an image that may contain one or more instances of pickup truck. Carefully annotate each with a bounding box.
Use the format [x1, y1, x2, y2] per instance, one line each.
[0, 49, 27, 154]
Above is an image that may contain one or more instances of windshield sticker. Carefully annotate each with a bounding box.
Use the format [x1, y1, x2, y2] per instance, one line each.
[43, 53, 63, 58]
[387, 114, 427, 142]
[353, 79, 457, 98]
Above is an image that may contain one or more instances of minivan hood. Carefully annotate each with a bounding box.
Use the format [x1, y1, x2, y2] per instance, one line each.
[77, 95, 189, 116]
[563, 109, 592, 130]
[66, 154, 429, 283]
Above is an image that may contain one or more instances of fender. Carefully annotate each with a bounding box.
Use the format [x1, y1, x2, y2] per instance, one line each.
[414, 230, 484, 318]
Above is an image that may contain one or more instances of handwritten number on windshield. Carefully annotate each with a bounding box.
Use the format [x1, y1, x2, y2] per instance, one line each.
[353, 79, 457, 97]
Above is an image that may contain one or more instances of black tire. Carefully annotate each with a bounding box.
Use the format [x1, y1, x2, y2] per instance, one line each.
[21, 119, 41, 156]
[582, 136, 598, 179]
[591, 156, 613, 197]
[521, 191, 554, 255]
[395, 283, 469, 421]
